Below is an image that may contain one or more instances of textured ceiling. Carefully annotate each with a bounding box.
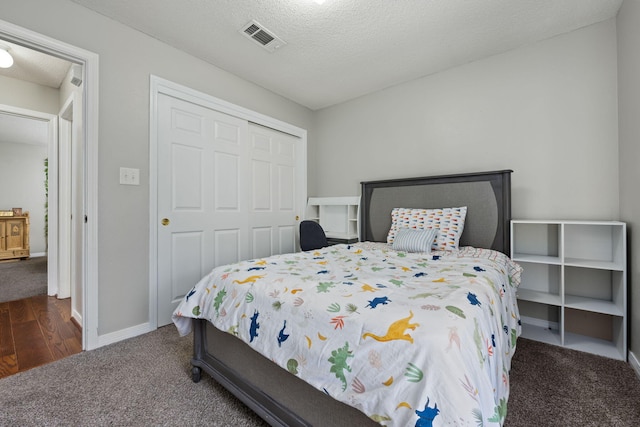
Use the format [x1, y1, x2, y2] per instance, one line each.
[70, 0, 623, 110]
[0, 40, 70, 147]
[0, 39, 71, 89]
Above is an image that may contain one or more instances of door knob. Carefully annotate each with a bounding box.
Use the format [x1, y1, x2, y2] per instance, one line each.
[161, 218, 170, 226]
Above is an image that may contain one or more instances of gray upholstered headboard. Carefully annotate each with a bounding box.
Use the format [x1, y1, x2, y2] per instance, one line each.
[360, 170, 512, 255]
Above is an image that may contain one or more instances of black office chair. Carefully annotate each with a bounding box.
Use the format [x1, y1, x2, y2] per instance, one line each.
[299, 220, 328, 251]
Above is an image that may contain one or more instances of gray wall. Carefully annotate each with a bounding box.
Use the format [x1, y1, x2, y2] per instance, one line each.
[2, 0, 314, 336]
[0, 74, 60, 113]
[0, 141, 47, 254]
[314, 20, 619, 221]
[617, 0, 640, 366]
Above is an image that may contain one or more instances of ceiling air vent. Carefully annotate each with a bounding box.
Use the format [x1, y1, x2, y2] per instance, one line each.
[241, 20, 286, 53]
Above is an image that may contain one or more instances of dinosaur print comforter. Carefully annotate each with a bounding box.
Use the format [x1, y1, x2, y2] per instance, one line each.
[173, 242, 522, 427]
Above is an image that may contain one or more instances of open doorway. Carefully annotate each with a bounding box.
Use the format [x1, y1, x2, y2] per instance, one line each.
[0, 41, 84, 376]
[0, 19, 99, 362]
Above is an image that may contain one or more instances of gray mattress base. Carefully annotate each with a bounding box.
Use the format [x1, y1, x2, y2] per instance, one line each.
[192, 319, 378, 427]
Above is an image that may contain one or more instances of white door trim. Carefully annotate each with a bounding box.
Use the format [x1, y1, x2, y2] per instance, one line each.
[0, 18, 100, 350]
[57, 95, 73, 300]
[149, 75, 308, 330]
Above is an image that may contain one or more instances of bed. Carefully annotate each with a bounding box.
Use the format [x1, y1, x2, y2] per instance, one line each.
[172, 169, 521, 427]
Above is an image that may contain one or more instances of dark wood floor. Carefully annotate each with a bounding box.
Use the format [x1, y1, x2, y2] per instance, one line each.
[0, 295, 82, 379]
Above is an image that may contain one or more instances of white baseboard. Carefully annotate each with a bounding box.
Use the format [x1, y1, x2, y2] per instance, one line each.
[30, 252, 46, 258]
[629, 350, 640, 380]
[96, 322, 153, 348]
[71, 308, 82, 326]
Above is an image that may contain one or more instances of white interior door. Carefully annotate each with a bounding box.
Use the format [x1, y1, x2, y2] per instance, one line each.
[248, 123, 298, 257]
[156, 94, 302, 326]
[157, 93, 249, 326]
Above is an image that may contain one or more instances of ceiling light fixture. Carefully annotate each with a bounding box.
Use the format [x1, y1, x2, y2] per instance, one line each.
[0, 44, 13, 68]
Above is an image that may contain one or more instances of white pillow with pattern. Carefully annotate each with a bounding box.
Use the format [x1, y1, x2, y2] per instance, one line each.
[387, 206, 467, 251]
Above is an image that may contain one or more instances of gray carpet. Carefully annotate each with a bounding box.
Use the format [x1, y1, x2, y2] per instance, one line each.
[507, 338, 640, 426]
[0, 256, 48, 303]
[0, 326, 639, 426]
[0, 325, 268, 426]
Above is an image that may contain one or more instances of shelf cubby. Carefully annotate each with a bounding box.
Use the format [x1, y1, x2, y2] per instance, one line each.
[306, 197, 360, 242]
[511, 220, 627, 360]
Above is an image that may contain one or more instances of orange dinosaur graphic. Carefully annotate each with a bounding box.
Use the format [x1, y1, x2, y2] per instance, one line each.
[362, 311, 419, 343]
[232, 275, 265, 285]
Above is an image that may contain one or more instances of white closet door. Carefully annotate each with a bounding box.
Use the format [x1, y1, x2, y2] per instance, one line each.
[157, 93, 249, 326]
[248, 123, 298, 258]
[156, 95, 301, 326]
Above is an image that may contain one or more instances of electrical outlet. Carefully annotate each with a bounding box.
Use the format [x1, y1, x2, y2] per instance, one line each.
[119, 167, 140, 185]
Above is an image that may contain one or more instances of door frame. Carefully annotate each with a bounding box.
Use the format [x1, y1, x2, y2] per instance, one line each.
[0, 18, 100, 350]
[149, 75, 307, 330]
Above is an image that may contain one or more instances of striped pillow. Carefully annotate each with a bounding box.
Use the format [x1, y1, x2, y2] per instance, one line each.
[391, 228, 438, 253]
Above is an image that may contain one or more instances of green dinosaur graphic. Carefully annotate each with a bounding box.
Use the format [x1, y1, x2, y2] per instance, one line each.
[213, 288, 227, 315]
[317, 282, 336, 293]
[328, 342, 353, 391]
[488, 398, 507, 423]
[389, 279, 404, 287]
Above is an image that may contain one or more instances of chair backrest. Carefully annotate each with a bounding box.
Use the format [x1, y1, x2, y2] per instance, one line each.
[299, 220, 328, 251]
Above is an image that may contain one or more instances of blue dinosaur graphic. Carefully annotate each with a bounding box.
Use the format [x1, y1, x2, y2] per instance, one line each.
[415, 397, 440, 427]
[414, 272, 427, 277]
[474, 266, 486, 272]
[317, 270, 329, 274]
[432, 255, 441, 261]
[247, 266, 266, 271]
[366, 296, 391, 309]
[185, 288, 196, 301]
[249, 310, 260, 343]
[467, 292, 482, 306]
[277, 320, 289, 347]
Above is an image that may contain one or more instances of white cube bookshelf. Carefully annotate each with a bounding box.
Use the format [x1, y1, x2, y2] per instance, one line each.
[511, 220, 627, 360]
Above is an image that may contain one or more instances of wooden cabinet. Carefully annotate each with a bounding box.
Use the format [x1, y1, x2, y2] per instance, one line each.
[306, 197, 360, 244]
[0, 214, 30, 261]
[511, 220, 626, 360]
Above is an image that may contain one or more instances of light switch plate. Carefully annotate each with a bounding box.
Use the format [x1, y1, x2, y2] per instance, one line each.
[119, 167, 140, 185]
